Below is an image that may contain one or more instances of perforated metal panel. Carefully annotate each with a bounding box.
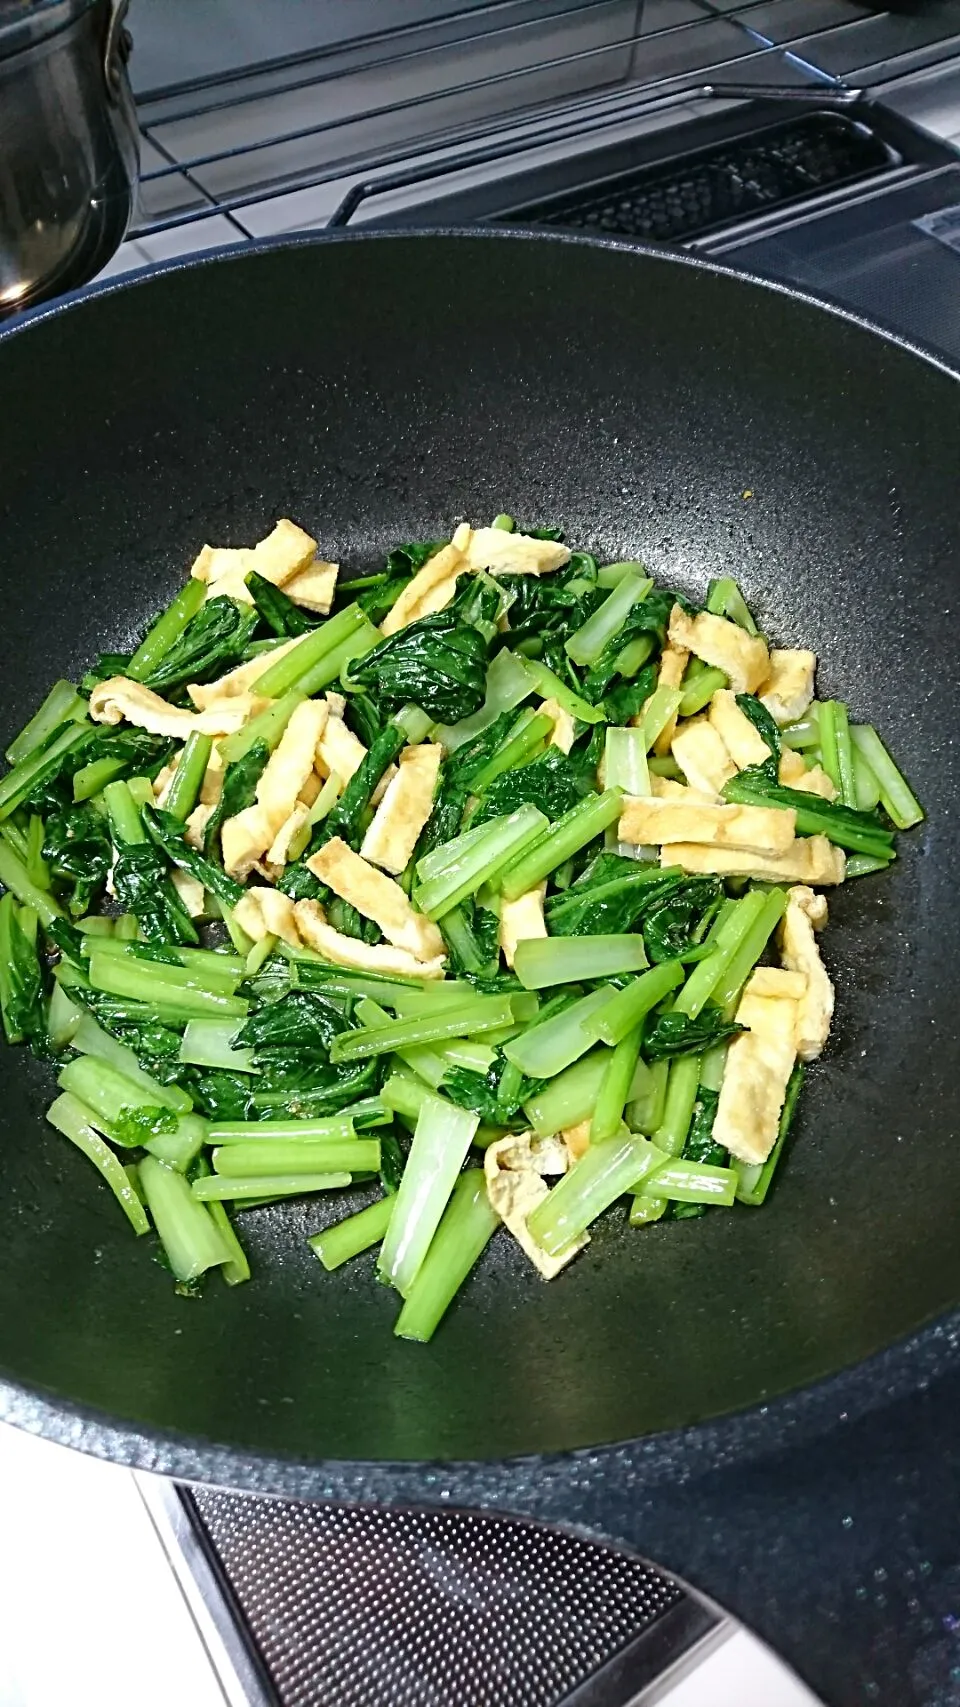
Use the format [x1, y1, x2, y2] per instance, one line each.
[503, 113, 895, 244]
[188, 1490, 713, 1707]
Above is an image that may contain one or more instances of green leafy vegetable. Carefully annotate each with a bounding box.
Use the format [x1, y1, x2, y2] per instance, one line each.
[642, 1010, 745, 1062]
[722, 769, 896, 858]
[640, 876, 723, 963]
[669, 1086, 726, 1219]
[471, 747, 587, 828]
[0, 896, 45, 1046]
[245, 572, 316, 637]
[141, 596, 258, 694]
[348, 579, 491, 723]
[203, 739, 269, 860]
[112, 841, 200, 948]
[112, 1105, 178, 1144]
[142, 804, 243, 908]
[735, 693, 781, 781]
[43, 804, 113, 916]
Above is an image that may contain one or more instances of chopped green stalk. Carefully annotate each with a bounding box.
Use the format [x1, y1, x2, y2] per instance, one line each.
[780, 710, 821, 750]
[698, 1030, 730, 1093]
[528, 1129, 659, 1256]
[469, 712, 553, 793]
[653, 1053, 701, 1155]
[736, 1061, 805, 1205]
[592, 1024, 643, 1144]
[210, 1115, 359, 1143]
[300, 615, 381, 697]
[46, 1093, 150, 1234]
[586, 961, 685, 1047]
[626, 1056, 669, 1134]
[145, 1114, 208, 1172]
[614, 634, 656, 678]
[126, 776, 155, 811]
[77, 914, 115, 936]
[523, 1048, 612, 1136]
[216, 689, 304, 767]
[499, 789, 624, 901]
[521, 658, 605, 724]
[414, 805, 548, 919]
[394, 703, 435, 744]
[435, 649, 534, 750]
[164, 732, 212, 821]
[103, 778, 146, 845]
[245, 934, 276, 977]
[381, 1070, 431, 1125]
[212, 1139, 380, 1176]
[126, 578, 206, 681]
[378, 1092, 479, 1296]
[375, 981, 477, 1015]
[25, 814, 48, 890]
[818, 701, 855, 807]
[253, 603, 369, 698]
[47, 979, 83, 1050]
[287, 769, 344, 861]
[0, 894, 40, 1044]
[394, 1169, 498, 1342]
[514, 932, 647, 990]
[705, 576, 759, 635]
[492, 513, 515, 531]
[673, 889, 770, 1017]
[641, 686, 684, 752]
[310, 1195, 395, 1270]
[72, 1010, 192, 1111]
[57, 1056, 170, 1140]
[642, 1158, 737, 1205]
[565, 573, 650, 667]
[647, 755, 683, 780]
[73, 757, 127, 801]
[179, 1018, 259, 1074]
[597, 559, 646, 588]
[852, 745, 881, 813]
[849, 724, 924, 830]
[6, 679, 88, 765]
[329, 996, 516, 1064]
[114, 912, 140, 940]
[139, 1154, 233, 1280]
[709, 887, 788, 1010]
[629, 1194, 668, 1227]
[678, 666, 728, 718]
[203, 1191, 250, 1283]
[845, 852, 893, 879]
[88, 952, 248, 1018]
[504, 988, 612, 1079]
[833, 703, 857, 809]
[192, 1173, 351, 1201]
[0, 721, 91, 820]
[86, 938, 244, 987]
[0, 839, 65, 925]
[604, 726, 649, 797]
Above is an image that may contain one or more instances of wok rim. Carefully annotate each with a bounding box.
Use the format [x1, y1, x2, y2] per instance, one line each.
[1, 224, 958, 1498]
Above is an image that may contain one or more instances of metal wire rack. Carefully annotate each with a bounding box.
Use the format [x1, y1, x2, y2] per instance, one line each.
[128, 0, 862, 245]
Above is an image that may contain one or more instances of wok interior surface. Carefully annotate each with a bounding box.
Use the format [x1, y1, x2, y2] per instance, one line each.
[0, 232, 956, 1469]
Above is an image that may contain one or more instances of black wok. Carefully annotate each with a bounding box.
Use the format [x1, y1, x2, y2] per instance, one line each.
[1, 232, 958, 1703]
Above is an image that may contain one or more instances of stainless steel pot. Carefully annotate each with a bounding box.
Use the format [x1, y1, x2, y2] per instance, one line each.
[0, 0, 139, 314]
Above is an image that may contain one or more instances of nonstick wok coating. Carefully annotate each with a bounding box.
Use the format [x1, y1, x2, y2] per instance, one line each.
[0, 231, 956, 1472]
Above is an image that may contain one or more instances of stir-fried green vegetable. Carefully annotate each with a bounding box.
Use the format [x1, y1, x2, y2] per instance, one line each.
[0, 511, 923, 1338]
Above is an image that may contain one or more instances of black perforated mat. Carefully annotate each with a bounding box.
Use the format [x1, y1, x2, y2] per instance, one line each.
[187, 1490, 714, 1706]
[502, 113, 895, 244]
